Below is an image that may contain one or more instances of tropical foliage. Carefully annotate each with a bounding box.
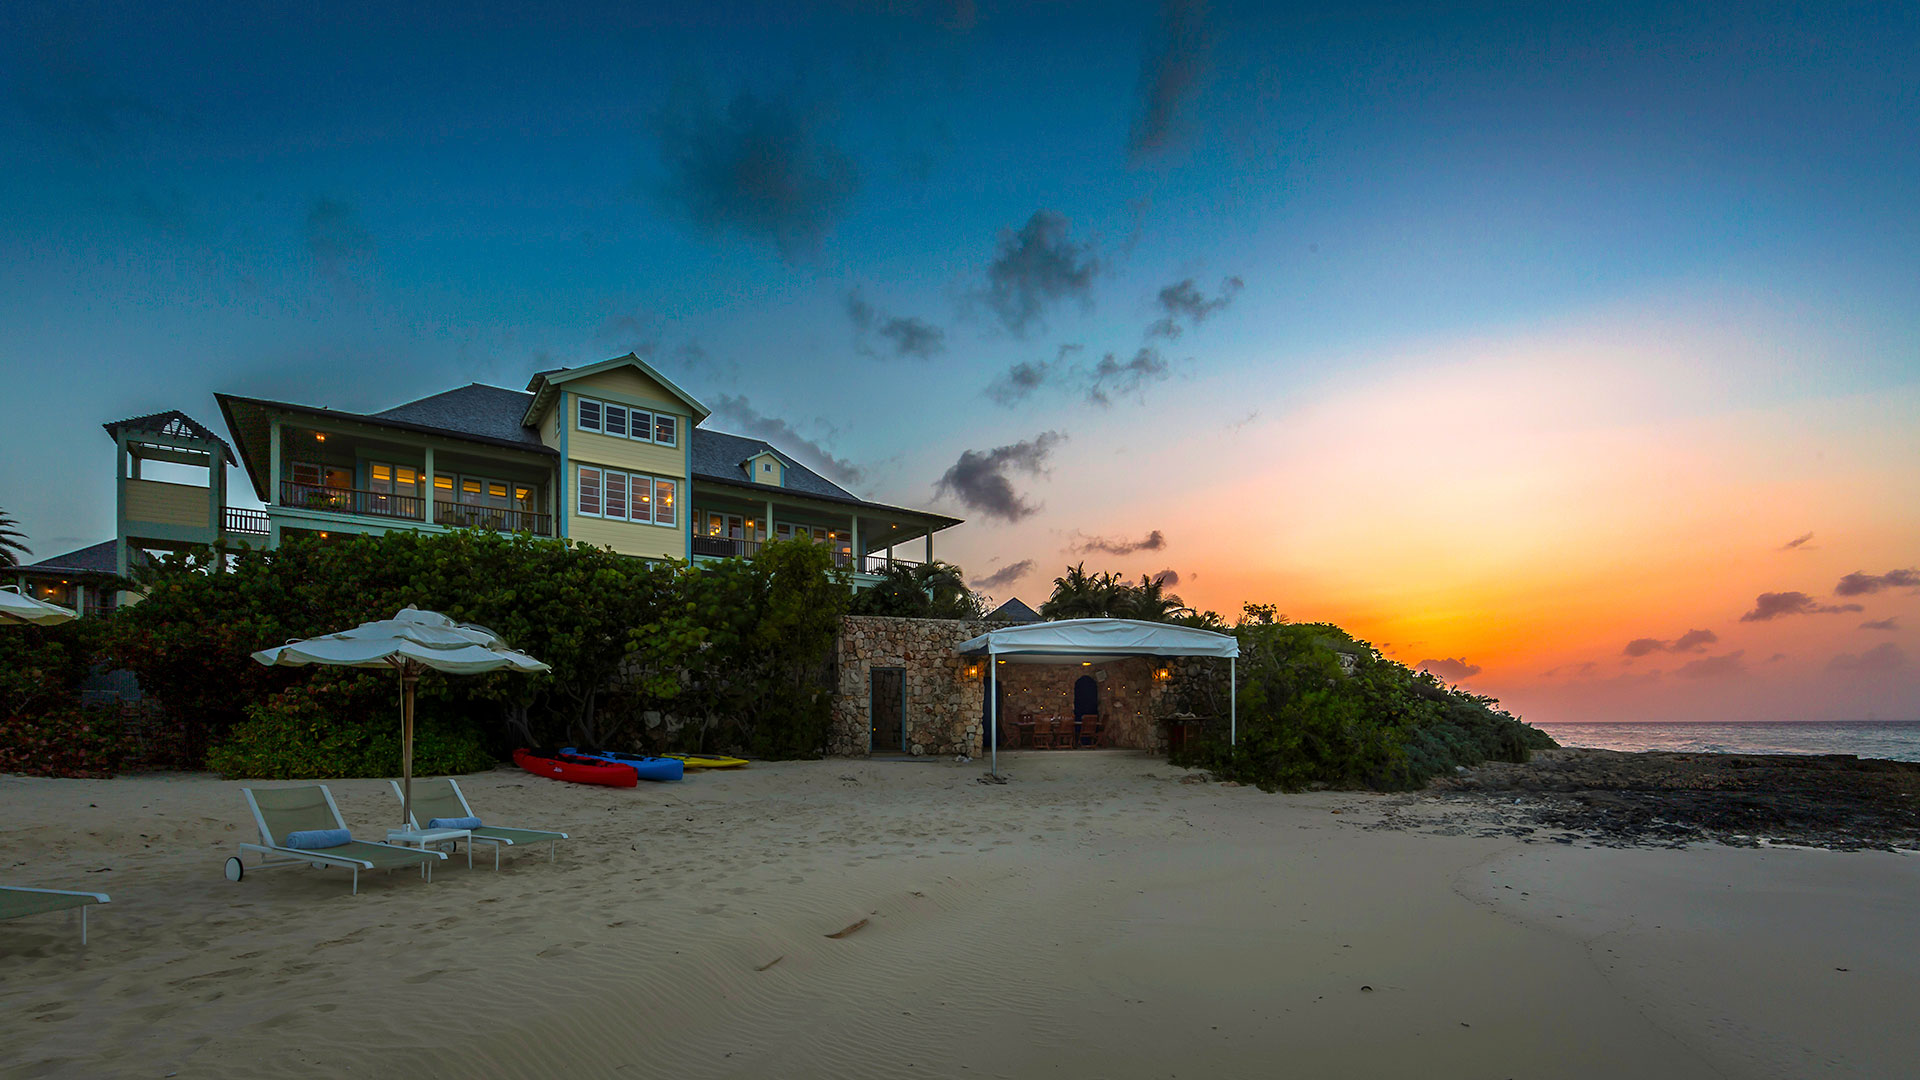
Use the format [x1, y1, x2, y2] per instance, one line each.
[0, 506, 28, 568]
[1172, 610, 1554, 791]
[1038, 563, 1194, 621]
[0, 620, 129, 778]
[848, 560, 988, 620]
[105, 530, 852, 775]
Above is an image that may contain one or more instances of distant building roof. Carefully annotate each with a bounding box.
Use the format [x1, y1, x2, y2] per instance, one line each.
[18, 539, 118, 577]
[985, 597, 1043, 623]
[102, 410, 237, 465]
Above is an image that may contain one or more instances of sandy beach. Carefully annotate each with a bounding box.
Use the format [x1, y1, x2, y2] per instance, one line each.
[4, 751, 1916, 1079]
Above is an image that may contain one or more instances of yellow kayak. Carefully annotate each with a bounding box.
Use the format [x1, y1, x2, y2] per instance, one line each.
[665, 753, 749, 769]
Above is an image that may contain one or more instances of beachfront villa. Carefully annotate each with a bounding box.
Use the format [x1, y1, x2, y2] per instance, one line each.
[15, 355, 961, 610]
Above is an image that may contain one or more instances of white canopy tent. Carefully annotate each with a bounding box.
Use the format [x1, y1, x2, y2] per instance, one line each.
[955, 618, 1240, 777]
[1, 586, 78, 627]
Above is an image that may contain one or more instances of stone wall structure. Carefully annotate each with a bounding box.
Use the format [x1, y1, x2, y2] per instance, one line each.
[830, 615, 1233, 757]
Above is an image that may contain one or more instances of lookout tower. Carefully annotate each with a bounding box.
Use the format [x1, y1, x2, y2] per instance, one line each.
[104, 411, 260, 584]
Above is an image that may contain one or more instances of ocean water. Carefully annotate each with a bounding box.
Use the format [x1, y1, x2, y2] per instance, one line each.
[1533, 720, 1920, 763]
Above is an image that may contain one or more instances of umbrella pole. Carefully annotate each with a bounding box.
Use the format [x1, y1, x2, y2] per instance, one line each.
[400, 663, 417, 828]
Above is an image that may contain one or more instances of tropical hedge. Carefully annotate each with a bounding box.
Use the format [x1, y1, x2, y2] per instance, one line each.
[1170, 613, 1555, 791]
[102, 530, 850, 777]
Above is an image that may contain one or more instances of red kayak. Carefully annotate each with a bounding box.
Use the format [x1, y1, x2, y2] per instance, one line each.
[513, 748, 638, 788]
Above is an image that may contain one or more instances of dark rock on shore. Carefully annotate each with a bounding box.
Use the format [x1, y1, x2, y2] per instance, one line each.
[1419, 748, 1920, 851]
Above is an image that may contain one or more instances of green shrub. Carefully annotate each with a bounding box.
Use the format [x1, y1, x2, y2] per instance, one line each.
[0, 706, 131, 778]
[1172, 620, 1554, 792]
[207, 678, 494, 780]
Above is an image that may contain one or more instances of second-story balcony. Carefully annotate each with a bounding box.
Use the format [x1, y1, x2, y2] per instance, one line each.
[689, 533, 920, 575]
[278, 481, 553, 537]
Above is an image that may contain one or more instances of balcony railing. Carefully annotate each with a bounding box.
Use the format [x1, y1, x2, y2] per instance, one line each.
[281, 481, 424, 521]
[223, 507, 270, 536]
[689, 536, 921, 575]
[432, 501, 553, 537]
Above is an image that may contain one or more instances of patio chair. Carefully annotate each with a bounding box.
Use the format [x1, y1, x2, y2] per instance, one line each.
[1077, 715, 1103, 749]
[1045, 718, 1069, 749]
[393, 778, 569, 870]
[1, 886, 110, 944]
[226, 785, 444, 895]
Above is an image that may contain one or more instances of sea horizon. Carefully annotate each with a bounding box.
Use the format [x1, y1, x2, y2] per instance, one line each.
[1532, 719, 1920, 762]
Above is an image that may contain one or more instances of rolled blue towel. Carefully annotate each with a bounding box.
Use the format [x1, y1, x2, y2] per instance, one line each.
[283, 828, 351, 850]
[427, 817, 482, 830]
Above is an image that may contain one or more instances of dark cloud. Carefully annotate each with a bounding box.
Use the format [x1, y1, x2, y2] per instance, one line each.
[1127, 0, 1209, 163]
[933, 432, 1062, 522]
[1739, 591, 1865, 622]
[652, 82, 857, 261]
[1074, 530, 1167, 555]
[13, 56, 173, 164]
[1860, 617, 1900, 631]
[982, 211, 1098, 336]
[1146, 276, 1242, 338]
[1671, 629, 1718, 652]
[1828, 643, 1906, 674]
[1151, 569, 1181, 587]
[1622, 637, 1665, 658]
[984, 344, 1082, 407]
[1418, 657, 1482, 682]
[1780, 532, 1815, 551]
[1834, 568, 1920, 596]
[305, 197, 374, 282]
[1086, 347, 1170, 405]
[710, 393, 864, 486]
[1676, 650, 1747, 679]
[971, 560, 1035, 591]
[846, 292, 945, 360]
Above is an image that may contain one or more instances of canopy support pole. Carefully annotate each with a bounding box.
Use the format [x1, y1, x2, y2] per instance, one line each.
[989, 645, 999, 778]
[397, 661, 418, 827]
[1229, 656, 1237, 747]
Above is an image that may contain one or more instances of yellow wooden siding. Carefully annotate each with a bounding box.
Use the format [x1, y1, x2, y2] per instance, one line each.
[747, 452, 781, 485]
[570, 428, 684, 477]
[567, 507, 683, 558]
[124, 479, 209, 526]
[567, 367, 684, 411]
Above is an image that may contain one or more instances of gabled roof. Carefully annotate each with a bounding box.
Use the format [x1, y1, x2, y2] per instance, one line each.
[19, 540, 118, 576]
[521, 353, 711, 427]
[102, 410, 237, 465]
[985, 597, 1043, 624]
[690, 429, 857, 502]
[373, 384, 547, 449]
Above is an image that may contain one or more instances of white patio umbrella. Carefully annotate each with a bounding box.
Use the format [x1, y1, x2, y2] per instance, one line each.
[1, 585, 79, 626]
[252, 606, 549, 826]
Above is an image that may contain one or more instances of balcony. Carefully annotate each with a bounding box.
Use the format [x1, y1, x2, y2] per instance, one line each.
[432, 501, 553, 537]
[281, 481, 424, 521]
[224, 507, 270, 536]
[689, 535, 920, 574]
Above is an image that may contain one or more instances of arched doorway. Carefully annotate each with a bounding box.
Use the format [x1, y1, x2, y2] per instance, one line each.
[1073, 674, 1098, 721]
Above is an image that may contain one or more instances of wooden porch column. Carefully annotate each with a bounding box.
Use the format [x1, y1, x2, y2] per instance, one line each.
[850, 516, 860, 573]
[423, 445, 435, 524]
[926, 530, 933, 564]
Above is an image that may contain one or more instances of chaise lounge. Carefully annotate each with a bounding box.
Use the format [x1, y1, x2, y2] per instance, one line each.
[392, 777, 569, 870]
[1, 886, 110, 944]
[226, 785, 445, 895]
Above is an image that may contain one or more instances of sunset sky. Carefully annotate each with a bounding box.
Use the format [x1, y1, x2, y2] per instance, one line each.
[3, 2, 1915, 724]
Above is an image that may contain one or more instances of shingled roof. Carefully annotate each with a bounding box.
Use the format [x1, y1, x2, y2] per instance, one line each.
[19, 540, 118, 576]
[372, 384, 547, 449]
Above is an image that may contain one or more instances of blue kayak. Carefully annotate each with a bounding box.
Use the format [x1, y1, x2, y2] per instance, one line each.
[560, 748, 685, 782]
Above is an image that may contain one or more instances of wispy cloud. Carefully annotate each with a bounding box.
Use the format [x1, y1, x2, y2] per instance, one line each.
[1828, 643, 1906, 674]
[1418, 657, 1482, 682]
[1739, 591, 1864, 622]
[971, 559, 1035, 591]
[846, 292, 946, 360]
[1676, 650, 1747, 679]
[710, 393, 864, 485]
[1151, 568, 1180, 587]
[1085, 347, 1170, 405]
[934, 432, 1062, 521]
[1834, 568, 1920, 596]
[1623, 628, 1718, 656]
[1145, 276, 1241, 339]
[1860, 617, 1900, 631]
[981, 211, 1098, 336]
[651, 81, 858, 261]
[1073, 530, 1166, 555]
[1779, 531, 1815, 551]
[1127, 0, 1209, 163]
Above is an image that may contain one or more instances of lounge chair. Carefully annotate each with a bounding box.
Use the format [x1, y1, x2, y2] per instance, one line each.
[226, 785, 445, 895]
[1, 886, 110, 944]
[392, 777, 569, 870]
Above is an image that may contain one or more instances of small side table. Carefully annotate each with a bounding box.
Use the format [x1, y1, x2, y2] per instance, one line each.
[387, 827, 472, 879]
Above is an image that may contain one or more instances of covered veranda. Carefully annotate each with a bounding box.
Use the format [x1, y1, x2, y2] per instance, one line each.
[955, 618, 1239, 777]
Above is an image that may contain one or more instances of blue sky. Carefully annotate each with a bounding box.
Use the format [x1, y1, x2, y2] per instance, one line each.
[3, 1, 1916, 721]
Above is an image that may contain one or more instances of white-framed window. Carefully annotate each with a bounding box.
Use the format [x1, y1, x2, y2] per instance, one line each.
[575, 465, 678, 527]
[574, 395, 677, 446]
[577, 466, 602, 516]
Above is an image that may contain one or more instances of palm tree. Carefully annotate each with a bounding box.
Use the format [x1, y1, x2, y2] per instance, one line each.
[1122, 574, 1185, 622]
[913, 560, 985, 619]
[0, 507, 28, 569]
[1042, 562, 1129, 619]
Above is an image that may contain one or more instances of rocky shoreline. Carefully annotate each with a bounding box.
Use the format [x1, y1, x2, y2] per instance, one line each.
[1383, 748, 1920, 850]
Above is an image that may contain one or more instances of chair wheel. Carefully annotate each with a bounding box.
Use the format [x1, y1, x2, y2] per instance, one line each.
[225, 856, 244, 882]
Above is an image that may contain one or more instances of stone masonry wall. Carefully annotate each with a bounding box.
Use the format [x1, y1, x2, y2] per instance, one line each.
[831, 616, 990, 757]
